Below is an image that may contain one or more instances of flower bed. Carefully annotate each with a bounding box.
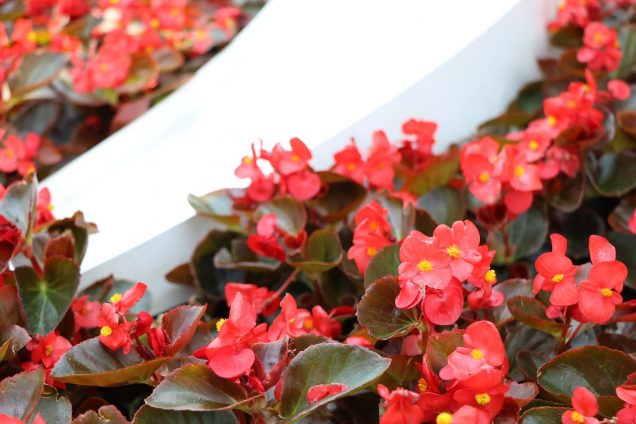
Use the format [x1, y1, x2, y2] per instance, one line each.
[3, 0, 636, 423]
[0, 0, 263, 183]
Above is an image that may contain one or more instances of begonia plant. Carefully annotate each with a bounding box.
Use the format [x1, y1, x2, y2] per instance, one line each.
[4, 0, 636, 423]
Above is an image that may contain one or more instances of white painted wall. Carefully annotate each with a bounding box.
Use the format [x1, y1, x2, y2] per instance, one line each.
[44, 0, 558, 313]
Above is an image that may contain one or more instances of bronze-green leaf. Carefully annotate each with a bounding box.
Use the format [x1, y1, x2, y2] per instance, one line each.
[258, 198, 306, 237]
[145, 364, 247, 411]
[133, 406, 238, 424]
[51, 338, 169, 387]
[363, 244, 400, 289]
[426, 329, 463, 375]
[162, 305, 207, 356]
[0, 367, 45, 420]
[507, 296, 568, 338]
[519, 407, 569, 424]
[288, 228, 343, 272]
[357, 276, 419, 340]
[16, 257, 80, 336]
[279, 344, 391, 421]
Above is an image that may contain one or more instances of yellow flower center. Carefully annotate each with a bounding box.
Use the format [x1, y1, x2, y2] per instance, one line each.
[44, 344, 54, 357]
[291, 154, 301, 162]
[478, 172, 490, 183]
[242, 156, 253, 165]
[515, 165, 525, 177]
[6, 149, 14, 159]
[593, 32, 603, 44]
[475, 393, 491, 405]
[547, 115, 557, 127]
[369, 221, 379, 231]
[417, 260, 433, 272]
[367, 247, 378, 257]
[303, 319, 314, 330]
[552, 273, 564, 283]
[470, 348, 484, 360]
[528, 140, 539, 150]
[601, 288, 613, 298]
[571, 411, 585, 424]
[485, 269, 496, 283]
[417, 378, 428, 393]
[446, 244, 462, 258]
[566, 100, 577, 109]
[216, 318, 226, 332]
[100, 326, 113, 337]
[27, 31, 37, 44]
[436, 412, 453, 424]
[99, 63, 109, 73]
[110, 293, 122, 303]
[150, 18, 160, 29]
[47, 203, 54, 211]
[347, 163, 356, 171]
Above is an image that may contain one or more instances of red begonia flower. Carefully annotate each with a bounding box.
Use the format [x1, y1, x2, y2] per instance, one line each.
[71, 295, 101, 330]
[440, 321, 505, 381]
[366, 131, 401, 190]
[452, 369, 508, 418]
[0, 215, 22, 271]
[333, 140, 365, 183]
[562, 387, 600, 424]
[577, 22, 622, 72]
[402, 119, 437, 155]
[533, 234, 579, 305]
[398, 231, 451, 291]
[110, 282, 147, 314]
[377, 384, 425, 424]
[348, 231, 391, 274]
[268, 293, 313, 340]
[225, 283, 279, 317]
[354, 201, 392, 235]
[579, 260, 627, 323]
[267, 138, 312, 176]
[36, 188, 55, 226]
[433, 220, 482, 281]
[423, 278, 463, 325]
[307, 383, 348, 404]
[197, 292, 267, 379]
[504, 189, 533, 215]
[285, 169, 321, 201]
[589, 235, 616, 264]
[27, 332, 72, 370]
[548, 0, 600, 30]
[461, 153, 502, 204]
[608, 79, 631, 100]
[98, 303, 133, 354]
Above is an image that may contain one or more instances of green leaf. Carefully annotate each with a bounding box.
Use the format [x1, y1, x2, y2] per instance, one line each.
[507, 81, 545, 115]
[133, 406, 238, 424]
[519, 407, 568, 424]
[258, 198, 307, 237]
[543, 170, 584, 213]
[492, 279, 534, 325]
[72, 405, 129, 424]
[307, 172, 366, 223]
[288, 228, 343, 272]
[357, 276, 419, 340]
[9, 52, 67, 96]
[45, 211, 94, 265]
[0, 325, 31, 362]
[0, 174, 38, 238]
[402, 148, 459, 196]
[416, 187, 465, 226]
[279, 344, 391, 421]
[426, 329, 463, 375]
[16, 257, 80, 335]
[188, 190, 240, 230]
[550, 25, 583, 48]
[31, 392, 72, 424]
[606, 231, 636, 290]
[363, 244, 400, 289]
[145, 364, 248, 411]
[479, 112, 533, 135]
[586, 151, 636, 197]
[537, 346, 636, 416]
[0, 368, 45, 420]
[162, 305, 207, 356]
[507, 206, 548, 261]
[214, 238, 280, 273]
[119, 53, 159, 95]
[191, 230, 244, 298]
[612, 25, 636, 79]
[507, 296, 568, 338]
[51, 338, 169, 387]
[0, 284, 20, 326]
[373, 194, 415, 241]
[609, 194, 636, 233]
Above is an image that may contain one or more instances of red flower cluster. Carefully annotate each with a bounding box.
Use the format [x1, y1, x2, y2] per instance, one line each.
[548, 0, 601, 30]
[347, 201, 393, 273]
[235, 138, 321, 202]
[396, 221, 502, 325]
[377, 321, 507, 424]
[97, 282, 150, 354]
[577, 22, 622, 72]
[22, 331, 72, 387]
[332, 130, 402, 190]
[247, 213, 306, 261]
[0, 132, 40, 176]
[534, 234, 627, 323]
[460, 70, 630, 215]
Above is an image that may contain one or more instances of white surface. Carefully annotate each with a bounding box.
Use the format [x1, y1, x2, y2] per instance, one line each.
[44, 0, 557, 312]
